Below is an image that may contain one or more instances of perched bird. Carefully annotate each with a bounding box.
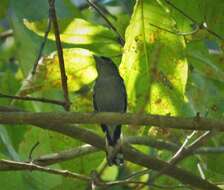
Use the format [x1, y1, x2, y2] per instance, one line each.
[93, 55, 127, 166]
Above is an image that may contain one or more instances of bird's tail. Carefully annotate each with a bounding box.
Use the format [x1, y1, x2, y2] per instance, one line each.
[102, 125, 123, 166]
[105, 137, 123, 166]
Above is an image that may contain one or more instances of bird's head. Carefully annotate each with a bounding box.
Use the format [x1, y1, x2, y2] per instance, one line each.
[93, 55, 119, 77]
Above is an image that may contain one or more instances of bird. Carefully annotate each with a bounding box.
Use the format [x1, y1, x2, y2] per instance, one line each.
[93, 55, 127, 166]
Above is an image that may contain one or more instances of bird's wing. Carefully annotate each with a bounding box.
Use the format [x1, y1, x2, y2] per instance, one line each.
[93, 81, 98, 111]
[120, 77, 127, 112]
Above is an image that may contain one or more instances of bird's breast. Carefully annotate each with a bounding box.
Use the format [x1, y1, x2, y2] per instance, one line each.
[94, 77, 126, 112]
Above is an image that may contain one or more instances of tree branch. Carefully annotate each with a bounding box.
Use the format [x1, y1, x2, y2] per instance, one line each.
[0, 92, 66, 107]
[126, 136, 179, 151]
[34, 144, 98, 166]
[0, 159, 90, 181]
[48, 0, 70, 111]
[32, 19, 52, 75]
[86, 0, 125, 45]
[29, 136, 224, 167]
[0, 115, 220, 190]
[0, 111, 224, 131]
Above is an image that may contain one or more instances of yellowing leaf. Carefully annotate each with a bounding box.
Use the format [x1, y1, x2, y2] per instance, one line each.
[120, 0, 191, 116]
[19, 48, 97, 95]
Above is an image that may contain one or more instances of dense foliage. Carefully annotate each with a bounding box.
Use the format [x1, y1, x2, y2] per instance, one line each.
[0, 0, 224, 189]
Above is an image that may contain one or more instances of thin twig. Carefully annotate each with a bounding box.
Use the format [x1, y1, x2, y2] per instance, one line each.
[149, 22, 199, 36]
[32, 19, 52, 75]
[169, 131, 197, 162]
[81, 0, 117, 20]
[149, 130, 213, 183]
[33, 144, 98, 166]
[0, 92, 66, 107]
[129, 136, 224, 154]
[197, 162, 206, 180]
[79, 0, 97, 10]
[123, 168, 151, 181]
[91, 168, 189, 189]
[182, 131, 213, 158]
[48, 0, 70, 111]
[164, 0, 224, 40]
[165, 0, 197, 23]
[103, 179, 188, 189]
[195, 146, 224, 154]
[0, 159, 90, 181]
[28, 141, 40, 161]
[86, 0, 125, 45]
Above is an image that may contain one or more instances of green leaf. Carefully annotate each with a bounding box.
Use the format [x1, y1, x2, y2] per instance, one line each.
[168, 0, 224, 39]
[0, 170, 30, 190]
[186, 72, 224, 118]
[0, 125, 20, 160]
[19, 48, 97, 95]
[24, 18, 121, 56]
[0, 0, 9, 19]
[120, 0, 191, 116]
[186, 41, 224, 82]
[10, 0, 82, 75]
[18, 127, 63, 189]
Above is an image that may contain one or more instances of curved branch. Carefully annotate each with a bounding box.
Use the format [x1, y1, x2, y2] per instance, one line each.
[32, 136, 224, 167]
[41, 123, 222, 190]
[3, 123, 219, 189]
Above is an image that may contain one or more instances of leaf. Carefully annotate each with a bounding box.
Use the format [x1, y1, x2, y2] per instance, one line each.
[23, 18, 121, 56]
[19, 48, 97, 95]
[18, 127, 63, 189]
[168, 0, 224, 39]
[186, 72, 224, 118]
[10, 0, 82, 75]
[186, 41, 224, 82]
[120, 0, 191, 116]
[0, 169, 29, 190]
[0, 0, 9, 19]
[0, 125, 20, 161]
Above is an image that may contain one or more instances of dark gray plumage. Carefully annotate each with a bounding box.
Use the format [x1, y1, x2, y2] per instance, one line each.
[93, 55, 127, 166]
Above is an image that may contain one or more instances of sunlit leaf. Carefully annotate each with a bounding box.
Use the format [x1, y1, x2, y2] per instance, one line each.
[120, 0, 191, 116]
[19, 48, 97, 95]
[24, 18, 121, 56]
[0, 125, 20, 160]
